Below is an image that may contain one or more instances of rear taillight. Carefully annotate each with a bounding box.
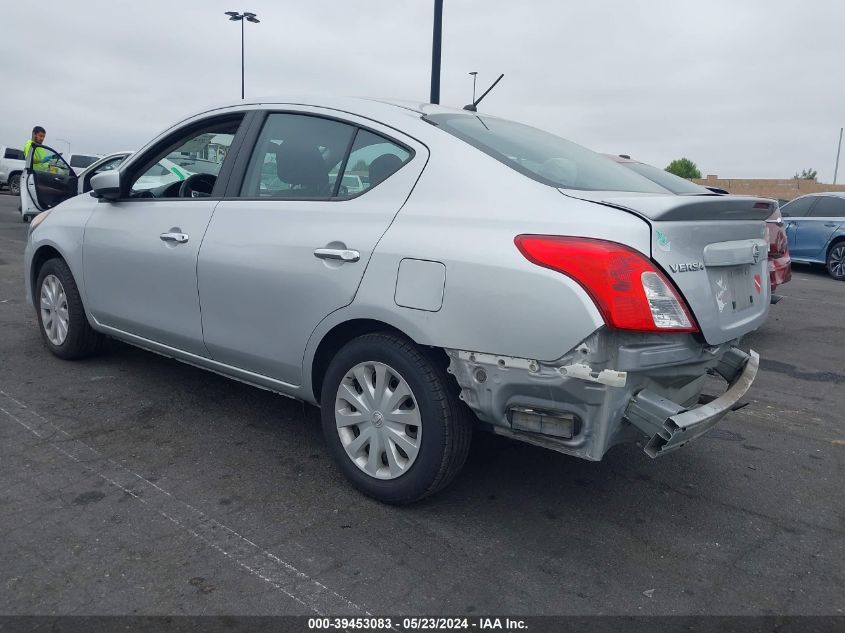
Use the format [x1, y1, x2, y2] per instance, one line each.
[514, 235, 698, 333]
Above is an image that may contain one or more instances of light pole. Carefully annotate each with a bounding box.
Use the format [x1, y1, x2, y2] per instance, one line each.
[55, 138, 70, 157]
[430, 0, 443, 104]
[225, 11, 260, 99]
[469, 71, 478, 102]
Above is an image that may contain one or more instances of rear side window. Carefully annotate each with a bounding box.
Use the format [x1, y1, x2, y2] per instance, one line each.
[808, 196, 845, 217]
[781, 196, 816, 217]
[337, 129, 411, 196]
[241, 113, 355, 199]
[425, 113, 669, 194]
[5, 148, 25, 160]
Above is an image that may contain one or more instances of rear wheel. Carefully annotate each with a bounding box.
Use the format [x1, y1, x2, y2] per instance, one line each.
[827, 242, 845, 280]
[320, 332, 472, 504]
[9, 173, 21, 195]
[35, 258, 105, 359]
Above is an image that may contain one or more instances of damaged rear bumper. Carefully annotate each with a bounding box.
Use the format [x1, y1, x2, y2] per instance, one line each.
[625, 348, 758, 457]
[446, 332, 760, 461]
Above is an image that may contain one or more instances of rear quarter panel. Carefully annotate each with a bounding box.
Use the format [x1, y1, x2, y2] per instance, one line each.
[304, 133, 652, 397]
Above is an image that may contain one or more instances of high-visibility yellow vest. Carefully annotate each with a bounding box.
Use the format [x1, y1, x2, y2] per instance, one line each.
[24, 140, 52, 172]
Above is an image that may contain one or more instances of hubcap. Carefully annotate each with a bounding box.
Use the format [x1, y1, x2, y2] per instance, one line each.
[830, 245, 845, 278]
[335, 361, 422, 480]
[40, 274, 69, 346]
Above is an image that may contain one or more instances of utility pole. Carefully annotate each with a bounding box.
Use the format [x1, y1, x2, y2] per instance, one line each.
[430, 0, 443, 104]
[835, 127, 843, 185]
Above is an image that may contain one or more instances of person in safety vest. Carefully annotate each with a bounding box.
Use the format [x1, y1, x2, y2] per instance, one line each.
[23, 126, 55, 172]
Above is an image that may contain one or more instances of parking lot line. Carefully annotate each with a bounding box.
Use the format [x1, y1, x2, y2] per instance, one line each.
[0, 389, 370, 617]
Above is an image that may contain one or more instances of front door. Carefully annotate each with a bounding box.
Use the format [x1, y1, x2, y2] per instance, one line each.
[790, 195, 845, 260]
[82, 115, 245, 356]
[197, 111, 426, 385]
[23, 144, 77, 212]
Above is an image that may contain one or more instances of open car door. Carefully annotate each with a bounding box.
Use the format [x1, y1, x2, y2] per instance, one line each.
[23, 144, 78, 218]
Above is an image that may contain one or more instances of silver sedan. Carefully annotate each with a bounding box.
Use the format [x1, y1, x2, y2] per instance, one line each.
[23, 97, 770, 503]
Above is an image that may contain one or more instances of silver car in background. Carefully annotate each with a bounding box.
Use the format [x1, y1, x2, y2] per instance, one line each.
[23, 97, 770, 503]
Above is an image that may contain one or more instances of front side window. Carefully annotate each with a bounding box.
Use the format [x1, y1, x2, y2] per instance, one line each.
[336, 129, 411, 196]
[426, 113, 669, 194]
[129, 116, 242, 198]
[241, 113, 355, 198]
[808, 196, 845, 218]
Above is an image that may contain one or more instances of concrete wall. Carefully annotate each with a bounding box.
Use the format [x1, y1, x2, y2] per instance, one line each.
[691, 175, 845, 201]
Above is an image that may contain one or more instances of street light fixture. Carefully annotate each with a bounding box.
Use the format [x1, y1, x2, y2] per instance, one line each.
[469, 71, 478, 102]
[225, 11, 260, 99]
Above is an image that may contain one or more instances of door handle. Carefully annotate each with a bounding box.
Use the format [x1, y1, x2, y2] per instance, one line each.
[160, 232, 190, 244]
[824, 222, 838, 228]
[314, 248, 360, 262]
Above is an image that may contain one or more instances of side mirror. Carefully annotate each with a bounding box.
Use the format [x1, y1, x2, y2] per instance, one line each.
[90, 171, 121, 200]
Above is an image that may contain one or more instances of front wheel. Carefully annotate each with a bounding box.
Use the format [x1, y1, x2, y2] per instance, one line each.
[827, 243, 845, 280]
[35, 258, 105, 359]
[320, 333, 472, 504]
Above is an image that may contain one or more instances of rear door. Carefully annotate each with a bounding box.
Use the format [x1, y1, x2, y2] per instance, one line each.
[23, 144, 78, 211]
[790, 195, 845, 260]
[780, 196, 817, 258]
[197, 109, 427, 385]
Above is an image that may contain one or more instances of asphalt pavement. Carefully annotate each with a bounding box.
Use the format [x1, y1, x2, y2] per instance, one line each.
[0, 193, 842, 616]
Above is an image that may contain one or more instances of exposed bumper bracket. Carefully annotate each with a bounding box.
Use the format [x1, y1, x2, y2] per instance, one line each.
[625, 348, 759, 458]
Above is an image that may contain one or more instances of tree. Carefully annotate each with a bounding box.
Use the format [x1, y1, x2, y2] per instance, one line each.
[665, 158, 702, 179]
[793, 168, 817, 180]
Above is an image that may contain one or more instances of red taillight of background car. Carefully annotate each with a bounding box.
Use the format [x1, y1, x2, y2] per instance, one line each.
[766, 208, 788, 258]
[514, 235, 699, 333]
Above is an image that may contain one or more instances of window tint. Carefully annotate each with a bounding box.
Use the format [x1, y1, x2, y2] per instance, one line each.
[426, 113, 669, 194]
[336, 129, 411, 196]
[781, 196, 816, 217]
[70, 155, 99, 169]
[808, 196, 845, 217]
[129, 117, 241, 196]
[5, 148, 25, 160]
[241, 113, 355, 198]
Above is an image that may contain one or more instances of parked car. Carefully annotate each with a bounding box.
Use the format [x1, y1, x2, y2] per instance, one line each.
[19, 151, 132, 223]
[0, 145, 25, 194]
[23, 98, 769, 503]
[780, 192, 845, 280]
[607, 154, 791, 293]
[65, 153, 101, 175]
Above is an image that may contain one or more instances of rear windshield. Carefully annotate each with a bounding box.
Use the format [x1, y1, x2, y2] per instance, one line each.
[425, 113, 669, 194]
[4, 148, 25, 160]
[70, 155, 99, 168]
[621, 161, 711, 195]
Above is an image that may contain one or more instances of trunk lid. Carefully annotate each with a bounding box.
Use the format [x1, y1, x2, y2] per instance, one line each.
[560, 190, 772, 345]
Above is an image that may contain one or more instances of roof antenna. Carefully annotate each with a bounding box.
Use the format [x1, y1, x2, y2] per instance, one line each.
[463, 74, 504, 112]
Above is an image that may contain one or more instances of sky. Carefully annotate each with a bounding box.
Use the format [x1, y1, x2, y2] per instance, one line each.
[2, 0, 843, 181]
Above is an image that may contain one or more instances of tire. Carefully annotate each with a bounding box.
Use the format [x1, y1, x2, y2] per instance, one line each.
[9, 173, 21, 196]
[320, 332, 472, 504]
[22, 214, 32, 224]
[35, 258, 105, 359]
[827, 242, 845, 281]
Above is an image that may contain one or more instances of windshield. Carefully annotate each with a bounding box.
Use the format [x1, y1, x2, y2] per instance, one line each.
[425, 113, 669, 194]
[621, 161, 711, 195]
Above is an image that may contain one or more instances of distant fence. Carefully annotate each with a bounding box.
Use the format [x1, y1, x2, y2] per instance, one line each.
[691, 175, 845, 201]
